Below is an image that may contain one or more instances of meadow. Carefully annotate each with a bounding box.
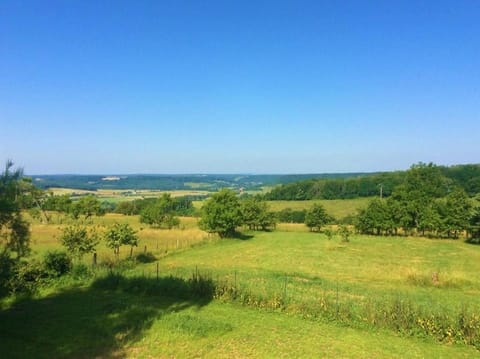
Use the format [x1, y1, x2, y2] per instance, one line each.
[27, 213, 206, 259]
[2, 207, 480, 357]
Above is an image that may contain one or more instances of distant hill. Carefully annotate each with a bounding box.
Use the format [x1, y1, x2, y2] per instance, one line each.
[31, 164, 480, 198]
[30, 173, 370, 192]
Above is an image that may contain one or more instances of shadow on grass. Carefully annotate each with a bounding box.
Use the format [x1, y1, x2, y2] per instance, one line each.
[465, 237, 480, 245]
[0, 273, 214, 359]
[232, 232, 254, 240]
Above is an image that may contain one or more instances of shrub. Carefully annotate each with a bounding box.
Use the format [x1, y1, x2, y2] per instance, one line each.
[10, 259, 47, 294]
[323, 228, 334, 240]
[43, 251, 72, 277]
[338, 225, 351, 242]
[60, 225, 99, 261]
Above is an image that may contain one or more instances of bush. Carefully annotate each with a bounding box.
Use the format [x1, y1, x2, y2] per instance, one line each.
[10, 259, 47, 294]
[338, 225, 351, 242]
[43, 251, 72, 277]
[323, 228, 334, 240]
[60, 225, 99, 260]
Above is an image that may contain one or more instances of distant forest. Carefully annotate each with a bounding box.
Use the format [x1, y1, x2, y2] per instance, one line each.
[31, 173, 368, 191]
[31, 164, 480, 200]
[264, 164, 480, 200]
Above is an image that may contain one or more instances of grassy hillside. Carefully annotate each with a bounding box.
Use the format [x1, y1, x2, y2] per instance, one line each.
[3, 212, 480, 357]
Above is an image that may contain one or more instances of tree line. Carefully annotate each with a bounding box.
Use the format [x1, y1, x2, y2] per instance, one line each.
[198, 189, 336, 237]
[115, 195, 195, 217]
[355, 163, 480, 240]
[265, 163, 480, 200]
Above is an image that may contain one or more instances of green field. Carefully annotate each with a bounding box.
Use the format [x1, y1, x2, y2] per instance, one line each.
[2, 210, 480, 357]
[27, 213, 205, 259]
[50, 187, 211, 204]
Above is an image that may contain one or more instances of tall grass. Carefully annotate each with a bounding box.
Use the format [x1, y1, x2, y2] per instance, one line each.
[108, 262, 480, 349]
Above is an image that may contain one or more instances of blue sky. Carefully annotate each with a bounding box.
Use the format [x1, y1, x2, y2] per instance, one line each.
[1, 1, 479, 174]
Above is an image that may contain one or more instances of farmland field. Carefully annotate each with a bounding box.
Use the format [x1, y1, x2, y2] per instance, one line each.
[50, 187, 211, 203]
[2, 211, 480, 357]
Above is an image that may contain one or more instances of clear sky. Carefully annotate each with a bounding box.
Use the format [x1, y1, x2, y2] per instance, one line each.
[1, 1, 479, 174]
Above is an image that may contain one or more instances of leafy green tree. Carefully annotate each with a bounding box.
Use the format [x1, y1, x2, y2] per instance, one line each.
[241, 197, 276, 231]
[0, 161, 30, 259]
[104, 223, 138, 258]
[172, 196, 195, 216]
[60, 225, 99, 261]
[43, 193, 73, 213]
[355, 198, 391, 235]
[70, 195, 105, 220]
[115, 201, 138, 215]
[305, 204, 332, 232]
[390, 163, 450, 233]
[467, 206, 480, 242]
[140, 194, 180, 229]
[199, 189, 243, 237]
[435, 188, 472, 238]
[417, 204, 441, 237]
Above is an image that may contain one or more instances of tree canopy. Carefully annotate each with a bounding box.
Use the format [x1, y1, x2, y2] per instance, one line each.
[0, 161, 30, 259]
[139, 194, 180, 229]
[104, 223, 138, 258]
[265, 163, 480, 200]
[305, 204, 332, 232]
[355, 163, 475, 238]
[199, 189, 243, 237]
[240, 197, 276, 231]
